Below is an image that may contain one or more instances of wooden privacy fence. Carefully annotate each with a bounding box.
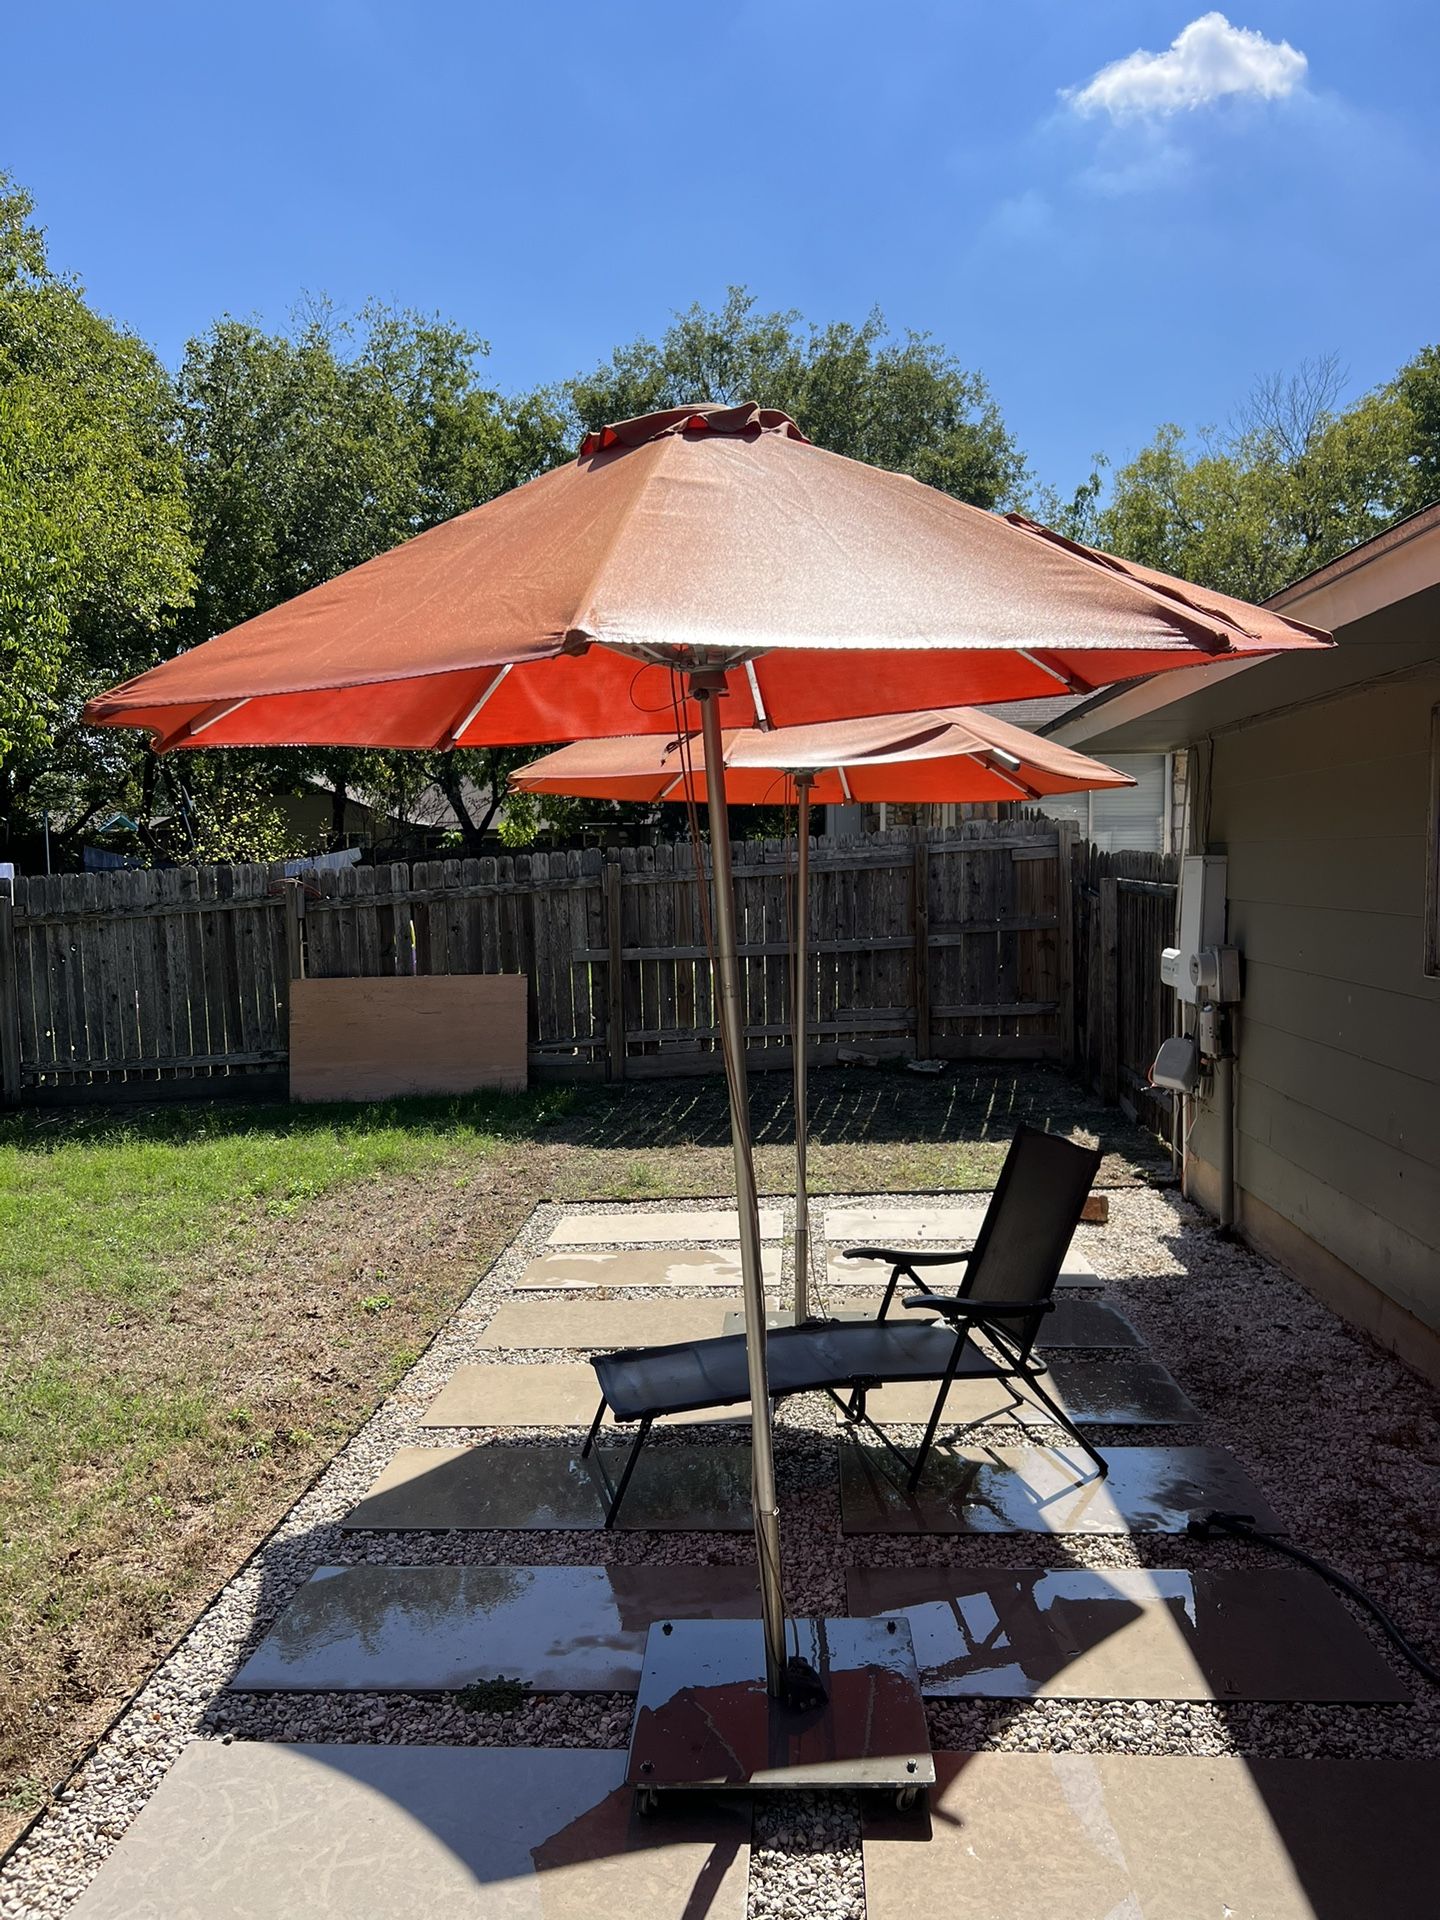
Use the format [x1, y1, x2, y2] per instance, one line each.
[1071, 842, 1179, 1140]
[0, 819, 1069, 1103]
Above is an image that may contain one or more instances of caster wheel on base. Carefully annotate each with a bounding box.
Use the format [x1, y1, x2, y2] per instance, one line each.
[893, 1785, 921, 1813]
[634, 1786, 661, 1817]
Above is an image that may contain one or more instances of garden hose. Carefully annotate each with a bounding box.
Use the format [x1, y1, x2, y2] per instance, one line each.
[1187, 1509, 1440, 1687]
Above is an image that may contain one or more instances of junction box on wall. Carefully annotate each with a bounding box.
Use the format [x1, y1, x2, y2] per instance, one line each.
[1149, 854, 1242, 1229]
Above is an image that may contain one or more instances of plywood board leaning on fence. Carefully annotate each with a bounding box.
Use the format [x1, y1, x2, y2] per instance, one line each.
[288, 975, 528, 1101]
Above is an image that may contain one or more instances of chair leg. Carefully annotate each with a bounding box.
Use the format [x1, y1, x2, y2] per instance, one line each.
[876, 1266, 904, 1322]
[1022, 1368, 1109, 1481]
[830, 1386, 918, 1478]
[825, 1384, 865, 1423]
[998, 1378, 1029, 1423]
[602, 1416, 653, 1528]
[581, 1398, 607, 1459]
[907, 1335, 970, 1492]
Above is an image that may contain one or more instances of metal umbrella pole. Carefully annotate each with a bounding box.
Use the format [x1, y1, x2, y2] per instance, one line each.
[694, 673, 787, 1696]
[791, 774, 813, 1322]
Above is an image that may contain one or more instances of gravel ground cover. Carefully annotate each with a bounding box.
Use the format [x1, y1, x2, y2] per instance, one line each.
[3, 1168, 1436, 1919]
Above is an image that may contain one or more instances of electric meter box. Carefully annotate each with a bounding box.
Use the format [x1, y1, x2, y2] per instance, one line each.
[1173, 855, 1228, 1004]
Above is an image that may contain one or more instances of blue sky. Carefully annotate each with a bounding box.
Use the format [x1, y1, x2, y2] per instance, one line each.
[9, 2, 1438, 494]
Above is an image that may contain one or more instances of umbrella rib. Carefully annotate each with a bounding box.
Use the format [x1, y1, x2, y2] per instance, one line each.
[744, 660, 771, 730]
[155, 699, 251, 750]
[1018, 651, 1089, 693]
[443, 666, 513, 748]
[190, 699, 249, 733]
[969, 752, 1041, 801]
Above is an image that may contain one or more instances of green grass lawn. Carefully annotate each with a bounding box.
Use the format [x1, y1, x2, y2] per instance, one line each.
[0, 1090, 574, 1316]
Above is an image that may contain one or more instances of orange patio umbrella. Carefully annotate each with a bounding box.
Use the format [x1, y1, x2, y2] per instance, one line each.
[508, 704, 1137, 806]
[512, 708, 1135, 1316]
[85, 403, 1326, 753]
[84, 402, 1330, 1722]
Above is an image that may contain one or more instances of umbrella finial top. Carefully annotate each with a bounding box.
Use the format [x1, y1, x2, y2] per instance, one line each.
[579, 401, 810, 458]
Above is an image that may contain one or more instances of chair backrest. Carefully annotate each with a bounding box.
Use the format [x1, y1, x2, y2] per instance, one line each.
[962, 1126, 1103, 1355]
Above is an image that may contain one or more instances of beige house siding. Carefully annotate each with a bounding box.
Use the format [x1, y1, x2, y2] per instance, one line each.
[1187, 668, 1440, 1353]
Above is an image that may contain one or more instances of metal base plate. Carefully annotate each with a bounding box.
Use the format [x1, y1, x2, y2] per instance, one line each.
[626, 1617, 935, 1794]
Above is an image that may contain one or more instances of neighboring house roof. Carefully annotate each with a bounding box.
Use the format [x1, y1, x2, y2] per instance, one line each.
[978, 695, 1091, 733]
[305, 773, 503, 835]
[1047, 501, 1440, 754]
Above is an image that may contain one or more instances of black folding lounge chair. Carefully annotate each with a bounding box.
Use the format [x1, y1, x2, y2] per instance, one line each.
[583, 1125, 1105, 1526]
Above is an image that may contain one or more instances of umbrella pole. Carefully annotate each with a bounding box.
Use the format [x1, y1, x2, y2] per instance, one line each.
[792, 775, 812, 1322]
[695, 676, 787, 1696]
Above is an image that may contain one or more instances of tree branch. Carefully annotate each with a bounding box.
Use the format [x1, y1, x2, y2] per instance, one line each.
[436, 750, 487, 856]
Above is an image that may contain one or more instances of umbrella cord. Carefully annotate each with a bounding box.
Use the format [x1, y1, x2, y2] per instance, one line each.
[670, 670, 793, 1659]
[1187, 1511, 1440, 1685]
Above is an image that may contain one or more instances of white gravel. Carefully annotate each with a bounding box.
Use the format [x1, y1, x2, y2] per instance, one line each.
[3, 1175, 1437, 1920]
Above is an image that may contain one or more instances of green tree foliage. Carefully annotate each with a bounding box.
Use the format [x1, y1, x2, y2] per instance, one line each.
[0, 177, 193, 845]
[560, 287, 1028, 509]
[1393, 345, 1440, 507]
[1093, 354, 1436, 602]
[162, 302, 569, 857]
[175, 300, 565, 646]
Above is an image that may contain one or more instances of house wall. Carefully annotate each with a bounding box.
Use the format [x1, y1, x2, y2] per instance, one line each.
[1186, 666, 1440, 1380]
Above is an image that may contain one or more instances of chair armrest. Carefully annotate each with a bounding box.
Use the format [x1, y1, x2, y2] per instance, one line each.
[902, 1292, 1056, 1319]
[843, 1245, 972, 1267]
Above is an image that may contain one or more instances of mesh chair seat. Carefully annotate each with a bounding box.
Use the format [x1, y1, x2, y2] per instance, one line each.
[595, 1320, 1002, 1421]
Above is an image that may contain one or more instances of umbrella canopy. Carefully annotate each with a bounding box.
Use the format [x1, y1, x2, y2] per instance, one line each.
[83, 403, 1328, 751]
[509, 705, 1136, 807]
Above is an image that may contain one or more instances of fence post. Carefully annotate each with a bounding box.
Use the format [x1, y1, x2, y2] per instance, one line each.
[604, 857, 626, 1081]
[1099, 874, 1120, 1104]
[0, 889, 21, 1106]
[912, 827, 930, 1060]
[1055, 822, 1077, 1069]
[282, 881, 306, 980]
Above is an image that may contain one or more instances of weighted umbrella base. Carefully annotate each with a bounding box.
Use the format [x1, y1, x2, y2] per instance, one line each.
[626, 1616, 934, 1807]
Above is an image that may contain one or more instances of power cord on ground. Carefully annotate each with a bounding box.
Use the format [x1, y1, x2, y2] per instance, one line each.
[1187, 1509, 1439, 1686]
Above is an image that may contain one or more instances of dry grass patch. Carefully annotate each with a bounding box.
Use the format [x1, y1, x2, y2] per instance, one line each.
[0, 1091, 570, 1848]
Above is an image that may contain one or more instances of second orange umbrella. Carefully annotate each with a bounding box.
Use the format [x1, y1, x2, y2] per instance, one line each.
[513, 708, 1132, 1315]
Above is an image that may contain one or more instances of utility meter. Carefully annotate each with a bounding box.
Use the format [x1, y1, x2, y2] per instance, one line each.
[1192, 946, 1242, 1002]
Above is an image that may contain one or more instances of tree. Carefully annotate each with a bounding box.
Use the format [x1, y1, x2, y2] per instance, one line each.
[1392, 344, 1440, 510]
[1093, 354, 1428, 602]
[0, 175, 193, 856]
[165, 302, 570, 857]
[558, 287, 1028, 510]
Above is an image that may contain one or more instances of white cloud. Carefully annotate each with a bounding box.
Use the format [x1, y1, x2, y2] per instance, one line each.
[1066, 12, 1307, 122]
